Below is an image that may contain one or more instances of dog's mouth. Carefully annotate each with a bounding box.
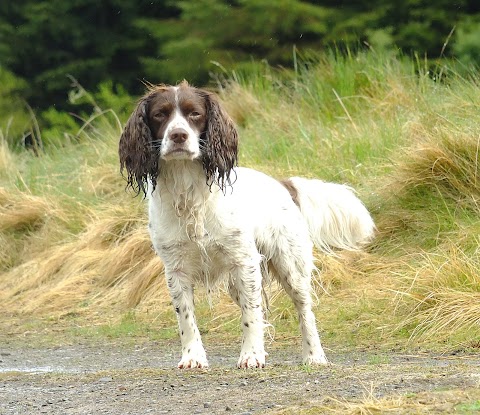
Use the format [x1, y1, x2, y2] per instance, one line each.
[162, 147, 198, 160]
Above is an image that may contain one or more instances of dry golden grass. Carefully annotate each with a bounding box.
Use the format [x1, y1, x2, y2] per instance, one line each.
[0, 201, 167, 316]
[271, 387, 480, 414]
[0, 134, 16, 176]
[0, 187, 56, 232]
[0, 187, 71, 272]
[219, 81, 262, 128]
[395, 121, 480, 211]
[393, 245, 480, 343]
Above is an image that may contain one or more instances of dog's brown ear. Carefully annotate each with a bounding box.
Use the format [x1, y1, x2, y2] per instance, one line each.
[201, 91, 238, 191]
[119, 96, 158, 196]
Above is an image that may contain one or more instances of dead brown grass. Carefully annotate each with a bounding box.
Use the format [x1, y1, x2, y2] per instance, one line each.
[393, 245, 480, 343]
[270, 387, 480, 414]
[0, 187, 70, 271]
[0, 135, 16, 175]
[390, 120, 480, 211]
[0, 201, 166, 316]
[0, 187, 56, 232]
[219, 81, 262, 127]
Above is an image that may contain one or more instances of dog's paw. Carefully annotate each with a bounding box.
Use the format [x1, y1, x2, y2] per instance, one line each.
[178, 346, 208, 369]
[303, 353, 328, 366]
[178, 356, 209, 369]
[237, 351, 266, 369]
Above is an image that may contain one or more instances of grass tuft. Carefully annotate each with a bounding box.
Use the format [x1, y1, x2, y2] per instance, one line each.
[272, 388, 480, 414]
[394, 245, 480, 343]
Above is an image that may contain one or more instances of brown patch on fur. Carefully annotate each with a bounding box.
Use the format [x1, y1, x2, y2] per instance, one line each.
[119, 92, 159, 196]
[197, 89, 238, 191]
[280, 179, 300, 207]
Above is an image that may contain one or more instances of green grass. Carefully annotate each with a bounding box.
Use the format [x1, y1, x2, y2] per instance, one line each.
[1, 50, 480, 353]
[456, 400, 480, 413]
[367, 354, 391, 365]
[70, 311, 178, 342]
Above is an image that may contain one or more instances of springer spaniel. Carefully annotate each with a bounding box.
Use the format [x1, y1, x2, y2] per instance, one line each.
[119, 81, 375, 369]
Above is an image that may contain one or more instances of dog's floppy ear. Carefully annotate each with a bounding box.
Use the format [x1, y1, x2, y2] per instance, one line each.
[200, 90, 238, 191]
[119, 95, 158, 196]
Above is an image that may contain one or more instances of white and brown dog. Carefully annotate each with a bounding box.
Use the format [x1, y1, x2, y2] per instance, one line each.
[119, 81, 375, 369]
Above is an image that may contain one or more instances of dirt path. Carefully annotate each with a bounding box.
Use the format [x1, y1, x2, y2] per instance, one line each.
[1, 340, 479, 414]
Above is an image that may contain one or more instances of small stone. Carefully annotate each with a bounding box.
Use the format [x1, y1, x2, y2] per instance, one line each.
[98, 376, 113, 382]
[204, 402, 211, 408]
[240, 380, 248, 386]
[225, 406, 232, 411]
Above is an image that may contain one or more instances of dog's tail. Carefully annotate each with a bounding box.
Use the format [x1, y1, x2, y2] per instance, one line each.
[285, 177, 375, 253]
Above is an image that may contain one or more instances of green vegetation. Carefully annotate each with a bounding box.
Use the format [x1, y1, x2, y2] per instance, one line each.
[1, 52, 479, 356]
[456, 400, 480, 413]
[1, 0, 480, 150]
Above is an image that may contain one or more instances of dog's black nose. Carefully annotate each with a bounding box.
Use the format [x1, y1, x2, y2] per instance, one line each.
[170, 128, 188, 144]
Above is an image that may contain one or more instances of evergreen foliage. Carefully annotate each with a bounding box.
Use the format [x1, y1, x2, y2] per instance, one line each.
[1, 0, 480, 145]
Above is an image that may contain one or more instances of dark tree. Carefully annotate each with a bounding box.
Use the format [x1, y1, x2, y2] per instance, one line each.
[0, 0, 179, 111]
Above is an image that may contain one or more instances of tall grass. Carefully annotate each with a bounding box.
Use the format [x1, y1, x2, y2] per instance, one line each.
[1, 51, 479, 350]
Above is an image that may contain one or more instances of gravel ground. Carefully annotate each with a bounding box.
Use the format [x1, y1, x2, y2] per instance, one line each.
[1, 340, 479, 415]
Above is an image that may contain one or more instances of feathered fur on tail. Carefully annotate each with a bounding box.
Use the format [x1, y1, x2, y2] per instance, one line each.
[288, 177, 375, 252]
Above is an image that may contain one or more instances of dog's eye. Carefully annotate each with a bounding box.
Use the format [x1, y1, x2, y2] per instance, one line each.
[152, 112, 167, 121]
[189, 111, 202, 119]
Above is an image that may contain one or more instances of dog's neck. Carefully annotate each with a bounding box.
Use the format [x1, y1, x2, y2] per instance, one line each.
[157, 158, 212, 203]
[156, 160, 213, 239]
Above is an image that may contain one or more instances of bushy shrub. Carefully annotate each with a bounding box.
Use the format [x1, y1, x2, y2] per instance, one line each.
[453, 17, 480, 67]
[0, 67, 30, 147]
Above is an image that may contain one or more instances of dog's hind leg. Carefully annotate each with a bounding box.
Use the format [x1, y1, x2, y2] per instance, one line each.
[271, 239, 328, 365]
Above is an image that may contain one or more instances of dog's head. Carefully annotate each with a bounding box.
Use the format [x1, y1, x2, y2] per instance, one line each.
[119, 81, 238, 196]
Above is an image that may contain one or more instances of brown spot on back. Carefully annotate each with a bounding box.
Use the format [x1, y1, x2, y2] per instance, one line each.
[280, 179, 300, 207]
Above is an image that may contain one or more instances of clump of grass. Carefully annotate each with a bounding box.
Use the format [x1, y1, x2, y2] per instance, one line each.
[1, 202, 166, 315]
[221, 51, 427, 184]
[393, 121, 480, 212]
[272, 388, 480, 414]
[394, 245, 480, 343]
[0, 188, 54, 232]
[0, 187, 69, 271]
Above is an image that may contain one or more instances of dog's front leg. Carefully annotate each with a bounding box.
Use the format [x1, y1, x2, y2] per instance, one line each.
[231, 262, 266, 368]
[166, 270, 208, 369]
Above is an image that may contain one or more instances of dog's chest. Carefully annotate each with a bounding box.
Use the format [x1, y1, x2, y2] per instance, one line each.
[149, 205, 243, 277]
[155, 231, 240, 283]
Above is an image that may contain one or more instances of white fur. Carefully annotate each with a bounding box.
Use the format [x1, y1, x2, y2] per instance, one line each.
[148, 162, 374, 368]
[289, 177, 375, 253]
[160, 110, 201, 160]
